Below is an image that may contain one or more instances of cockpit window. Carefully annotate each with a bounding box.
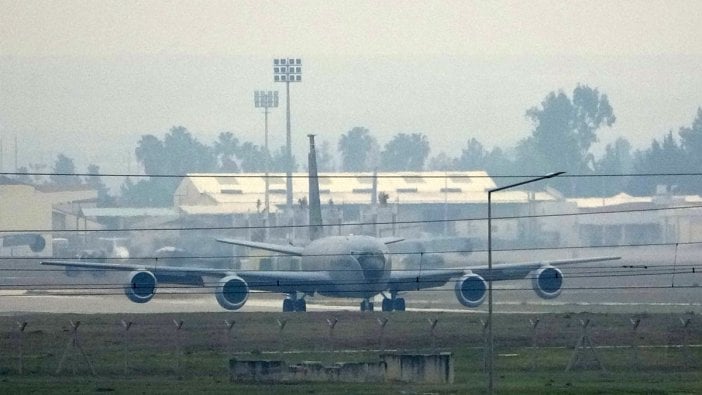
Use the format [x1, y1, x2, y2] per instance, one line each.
[355, 251, 386, 282]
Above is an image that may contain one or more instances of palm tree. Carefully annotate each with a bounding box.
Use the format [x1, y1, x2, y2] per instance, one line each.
[214, 132, 240, 172]
[338, 127, 378, 171]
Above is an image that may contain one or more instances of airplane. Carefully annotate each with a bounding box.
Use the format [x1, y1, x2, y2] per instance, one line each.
[63, 237, 130, 278]
[2, 232, 46, 252]
[42, 134, 620, 312]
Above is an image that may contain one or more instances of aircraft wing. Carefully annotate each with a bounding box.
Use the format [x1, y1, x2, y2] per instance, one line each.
[235, 271, 333, 294]
[41, 259, 232, 275]
[464, 256, 620, 281]
[387, 255, 620, 292]
[216, 238, 304, 256]
[41, 259, 332, 294]
[388, 268, 465, 292]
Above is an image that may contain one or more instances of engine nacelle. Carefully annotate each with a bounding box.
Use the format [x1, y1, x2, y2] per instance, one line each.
[215, 275, 249, 311]
[2, 233, 46, 252]
[531, 265, 563, 299]
[124, 270, 157, 303]
[454, 273, 488, 308]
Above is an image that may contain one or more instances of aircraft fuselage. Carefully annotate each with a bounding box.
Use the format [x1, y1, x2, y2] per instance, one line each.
[300, 235, 391, 299]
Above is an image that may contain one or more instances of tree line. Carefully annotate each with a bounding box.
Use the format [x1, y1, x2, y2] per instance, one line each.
[15, 84, 702, 206]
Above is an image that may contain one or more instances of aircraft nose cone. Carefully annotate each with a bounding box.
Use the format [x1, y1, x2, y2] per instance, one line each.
[357, 252, 386, 282]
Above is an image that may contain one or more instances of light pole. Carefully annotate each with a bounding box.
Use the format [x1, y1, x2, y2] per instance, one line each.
[273, 58, 302, 212]
[254, 90, 279, 215]
[486, 171, 564, 394]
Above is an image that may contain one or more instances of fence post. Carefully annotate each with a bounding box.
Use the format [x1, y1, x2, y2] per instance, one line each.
[529, 318, 540, 371]
[327, 317, 338, 354]
[16, 321, 27, 374]
[121, 320, 133, 376]
[427, 318, 439, 353]
[679, 317, 696, 368]
[173, 320, 184, 375]
[566, 318, 605, 372]
[276, 318, 288, 358]
[376, 317, 389, 352]
[224, 319, 236, 375]
[480, 319, 489, 373]
[224, 319, 236, 355]
[56, 320, 96, 376]
[629, 318, 641, 370]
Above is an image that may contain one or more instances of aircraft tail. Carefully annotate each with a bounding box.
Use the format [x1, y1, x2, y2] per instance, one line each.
[307, 134, 323, 240]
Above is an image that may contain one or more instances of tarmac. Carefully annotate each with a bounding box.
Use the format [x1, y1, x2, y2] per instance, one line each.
[1, 244, 700, 315]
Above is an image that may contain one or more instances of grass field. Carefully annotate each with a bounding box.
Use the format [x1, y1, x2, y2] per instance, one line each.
[0, 311, 700, 393]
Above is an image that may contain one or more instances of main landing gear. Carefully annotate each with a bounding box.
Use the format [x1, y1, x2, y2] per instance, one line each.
[282, 294, 306, 312]
[360, 294, 407, 312]
[381, 292, 406, 312]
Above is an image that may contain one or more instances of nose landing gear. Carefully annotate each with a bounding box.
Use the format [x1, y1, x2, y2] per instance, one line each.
[360, 298, 374, 312]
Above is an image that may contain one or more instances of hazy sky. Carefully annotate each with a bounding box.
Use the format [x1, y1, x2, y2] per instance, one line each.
[1, 0, 702, 177]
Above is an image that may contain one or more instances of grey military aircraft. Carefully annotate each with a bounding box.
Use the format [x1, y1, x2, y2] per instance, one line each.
[42, 135, 619, 312]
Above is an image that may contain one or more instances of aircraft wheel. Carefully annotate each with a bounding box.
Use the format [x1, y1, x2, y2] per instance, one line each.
[294, 299, 307, 312]
[360, 299, 374, 312]
[381, 298, 393, 312]
[393, 298, 406, 311]
[283, 298, 295, 312]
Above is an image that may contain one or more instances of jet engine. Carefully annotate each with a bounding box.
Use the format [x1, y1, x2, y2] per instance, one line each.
[531, 265, 563, 299]
[124, 270, 157, 303]
[454, 273, 488, 308]
[215, 275, 249, 310]
[2, 233, 46, 252]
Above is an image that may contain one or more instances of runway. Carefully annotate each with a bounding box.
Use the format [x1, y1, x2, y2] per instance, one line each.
[1, 244, 700, 315]
[1, 287, 700, 315]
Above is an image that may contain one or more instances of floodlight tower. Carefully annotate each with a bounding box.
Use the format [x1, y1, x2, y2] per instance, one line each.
[273, 58, 302, 211]
[254, 90, 279, 214]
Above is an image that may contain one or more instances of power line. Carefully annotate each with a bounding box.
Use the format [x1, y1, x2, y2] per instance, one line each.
[1, 283, 700, 298]
[1, 236, 702, 262]
[4, 262, 698, 273]
[2, 264, 697, 276]
[1, 265, 699, 290]
[3, 203, 702, 234]
[0, 244, 686, 261]
[5, 171, 702, 179]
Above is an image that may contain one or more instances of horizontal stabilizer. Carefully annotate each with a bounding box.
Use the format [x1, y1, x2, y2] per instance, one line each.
[381, 236, 405, 245]
[216, 238, 304, 256]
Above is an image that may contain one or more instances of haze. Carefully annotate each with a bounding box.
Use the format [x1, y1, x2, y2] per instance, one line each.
[1, 0, 701, 176]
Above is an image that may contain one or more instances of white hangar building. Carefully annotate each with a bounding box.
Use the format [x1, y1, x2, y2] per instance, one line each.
[173, 171, 572, 247]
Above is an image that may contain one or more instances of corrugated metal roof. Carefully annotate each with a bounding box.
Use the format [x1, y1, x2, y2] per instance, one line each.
[81, 207, 179, 217]
[184, 171, 496, 194]
[179, 205, 244, 215]
[175, 172, 561, 214]
[569, 193, 651, 208]
[568, 192, 702, 209]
